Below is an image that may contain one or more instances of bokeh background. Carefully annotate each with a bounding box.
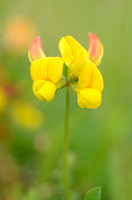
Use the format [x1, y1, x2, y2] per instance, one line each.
[0, 0, 132, 199]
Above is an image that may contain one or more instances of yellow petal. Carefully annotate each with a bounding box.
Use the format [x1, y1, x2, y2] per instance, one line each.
[47, 57, 64, 83]
[30, 57, 63, 83]
[71, 52, 85, 77]
[78, 59, 104, 91]
[88, 33, 103, 66]
[30, 59, 44, 81]
[29, 36, 46, 63]
[78, 59, 94, 89]
[77, 88, 102, 109]
[33, 80, 46, 100]
[59, 36, 89, 67]
[33, 80, 56, 102]
[91, 66, 104, 91]
[59, 37, 73, 67]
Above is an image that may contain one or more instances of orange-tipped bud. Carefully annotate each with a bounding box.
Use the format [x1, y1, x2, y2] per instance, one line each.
[29, 36, 46, 62]
[88, 33, 103, 66]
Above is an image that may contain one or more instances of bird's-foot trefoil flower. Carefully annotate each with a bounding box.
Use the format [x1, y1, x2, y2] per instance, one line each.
[75, 58, 103, 109]
[59, 33, 104, 109]
[29, 36, 64, 102]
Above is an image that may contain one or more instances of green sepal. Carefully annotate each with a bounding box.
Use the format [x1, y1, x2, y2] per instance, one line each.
[63, 63, 68, 79]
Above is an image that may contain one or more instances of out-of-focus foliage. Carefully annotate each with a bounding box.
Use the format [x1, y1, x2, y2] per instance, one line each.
[84, 187, 101, 200]
[0, 0, 132, 199]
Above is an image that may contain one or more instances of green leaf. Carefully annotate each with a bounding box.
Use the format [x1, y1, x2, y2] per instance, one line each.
[84, 187, 101, 200]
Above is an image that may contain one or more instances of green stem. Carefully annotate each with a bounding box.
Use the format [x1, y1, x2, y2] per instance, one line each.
[63, 86, 71, 200]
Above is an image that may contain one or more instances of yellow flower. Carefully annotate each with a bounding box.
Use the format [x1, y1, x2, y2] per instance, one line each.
[11, 101, 43, 130]
[29, 36, 64, 102]
[59, 33, 103, 77]
[59, 35, 89, 77]
[76, 59, 103, 109]
[59, 34, 104, 109]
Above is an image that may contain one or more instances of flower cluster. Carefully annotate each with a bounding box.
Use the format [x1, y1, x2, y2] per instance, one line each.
[28, 33, 104, 109]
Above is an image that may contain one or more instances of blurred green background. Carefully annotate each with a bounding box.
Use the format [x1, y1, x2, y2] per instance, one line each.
[0, 0, 132, 199]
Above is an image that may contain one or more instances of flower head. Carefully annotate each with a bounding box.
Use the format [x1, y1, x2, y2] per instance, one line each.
[29, 36, 63, 102]
[29, 33, 104, 109]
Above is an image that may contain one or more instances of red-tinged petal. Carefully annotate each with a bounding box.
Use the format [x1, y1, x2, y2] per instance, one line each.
[29, 36, 46, 62]
[88, 33, 103, 66]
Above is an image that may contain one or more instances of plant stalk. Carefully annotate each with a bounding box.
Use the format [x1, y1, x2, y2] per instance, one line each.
[63, 85, 71, 200]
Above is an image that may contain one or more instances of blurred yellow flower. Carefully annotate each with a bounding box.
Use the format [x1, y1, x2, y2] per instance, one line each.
[0, 87, 8, 112]
[59, 34, 104, 109]
[4, 16, 36, 52]
[11, 102, 43, 130]
[29, 36, 64, 102]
